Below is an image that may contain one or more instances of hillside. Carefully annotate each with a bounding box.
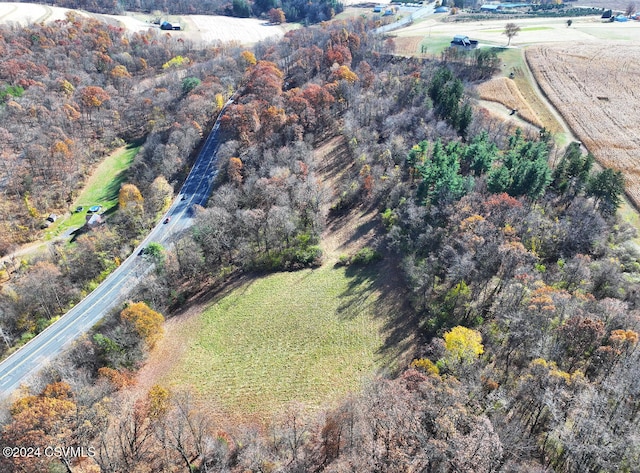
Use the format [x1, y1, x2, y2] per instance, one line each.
[1, 10, 640, 473]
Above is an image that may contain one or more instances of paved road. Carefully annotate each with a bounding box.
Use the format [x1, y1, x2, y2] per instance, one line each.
[374, 5, 435, 35]
[0, 101, 230, 401]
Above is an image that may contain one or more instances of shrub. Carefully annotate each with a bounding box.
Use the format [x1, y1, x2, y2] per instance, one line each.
[351, 247, 382, 265]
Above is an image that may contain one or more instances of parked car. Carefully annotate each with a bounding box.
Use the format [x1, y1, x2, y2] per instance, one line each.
[163, 217, 171, 224]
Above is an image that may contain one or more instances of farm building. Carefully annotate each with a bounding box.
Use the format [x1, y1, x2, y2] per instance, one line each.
[480, 3, 529, 12]
[451, 35, 478, 49]
[160, 21, 181, 30]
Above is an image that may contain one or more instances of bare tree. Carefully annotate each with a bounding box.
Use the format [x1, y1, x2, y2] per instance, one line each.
[503, 23, 521, 46]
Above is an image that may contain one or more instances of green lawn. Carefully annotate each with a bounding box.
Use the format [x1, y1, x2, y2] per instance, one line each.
[46, 144, 140, 237]
[162, 265, 392, 417]
[418, 36, 455, 56]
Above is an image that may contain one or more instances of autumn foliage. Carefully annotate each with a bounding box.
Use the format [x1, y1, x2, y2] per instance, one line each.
[120, 301, 164, 349]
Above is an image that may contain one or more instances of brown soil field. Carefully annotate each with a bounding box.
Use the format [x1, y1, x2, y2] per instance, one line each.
[392, 36, 425, 56]
[526, 43, 640, 207]
[476, 77, 543, 128]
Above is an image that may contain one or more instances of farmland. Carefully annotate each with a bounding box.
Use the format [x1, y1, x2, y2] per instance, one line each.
[476, 77, 543, 128]
[526, 43, 640, 207]
[0, 2, 289, 46]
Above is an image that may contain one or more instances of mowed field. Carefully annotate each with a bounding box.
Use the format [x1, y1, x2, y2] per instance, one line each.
[392, 15, 640, 55]
[145, 264, 396, 420]
[0, 2, 90, 24]
[526, 43, 640, 207]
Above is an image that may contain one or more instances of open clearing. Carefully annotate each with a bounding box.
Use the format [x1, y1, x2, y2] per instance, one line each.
[134, 138, 416, 422]
[0, 2, 89, 24]
[45, 145, 139, 238]
[152, 265, 390, 420]
[0, 3, 290, 46]
[392, 15, 640, 55]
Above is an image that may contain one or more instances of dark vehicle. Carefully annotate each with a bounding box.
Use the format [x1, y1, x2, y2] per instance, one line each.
[181, 195, 187, 201]
[163, 217, 171, 224]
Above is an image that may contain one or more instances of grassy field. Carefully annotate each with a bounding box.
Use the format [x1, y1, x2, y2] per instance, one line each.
[46, 144, 139, 237]
[160, 264, 394, 418]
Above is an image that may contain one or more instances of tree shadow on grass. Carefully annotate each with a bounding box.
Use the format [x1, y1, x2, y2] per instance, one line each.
[336, 254, 421, 375]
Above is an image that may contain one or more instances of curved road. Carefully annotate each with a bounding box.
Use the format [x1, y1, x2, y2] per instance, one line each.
[0, 101, 231, 401]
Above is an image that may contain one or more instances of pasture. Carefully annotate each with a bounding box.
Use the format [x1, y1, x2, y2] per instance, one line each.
[154, 264, 397, 420]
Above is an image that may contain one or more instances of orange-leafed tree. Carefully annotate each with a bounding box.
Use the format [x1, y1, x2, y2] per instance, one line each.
[268, 8, 286, 24]
[333, 65, 359, 83]
[243, 60, 284, 102]
[240, 50, 257, 67]
[78, 85, 110, 120]
[120, 301, 165, 349]
[228, 157, 244, 186]
[118, 183, 144, 210]
[1, 382, 77, 473]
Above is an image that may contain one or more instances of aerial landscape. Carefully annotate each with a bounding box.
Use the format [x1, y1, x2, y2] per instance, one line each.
[0, 0, 639, 471]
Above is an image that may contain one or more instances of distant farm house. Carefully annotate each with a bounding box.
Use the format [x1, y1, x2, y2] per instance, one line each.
[451, 35, 478, 49]
[160, 21, 181, 30]
[480, 3, 529, 12]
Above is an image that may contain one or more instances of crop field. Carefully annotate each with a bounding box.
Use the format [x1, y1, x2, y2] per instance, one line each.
[526, 43, 640, 206]
[476, 77, 543, 128]
[158, 264, 393, 420]
[0, 3, 289, 46]
[0, 2, 87, 24]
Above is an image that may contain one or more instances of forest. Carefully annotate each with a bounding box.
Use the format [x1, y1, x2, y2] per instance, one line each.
[1, 8, 640, 473]
[18, 0, 344, 23]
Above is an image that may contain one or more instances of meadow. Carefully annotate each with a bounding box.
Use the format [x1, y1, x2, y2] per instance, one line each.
[158, 264, 394, 419]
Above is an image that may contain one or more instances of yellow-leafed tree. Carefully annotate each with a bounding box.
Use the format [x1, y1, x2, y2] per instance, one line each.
[443, 326, 484, 363]
[120, 301, 164, 349]
[118, 183, 144, 210]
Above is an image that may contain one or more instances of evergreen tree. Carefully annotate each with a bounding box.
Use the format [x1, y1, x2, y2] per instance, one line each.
[587, 168, 625, 215]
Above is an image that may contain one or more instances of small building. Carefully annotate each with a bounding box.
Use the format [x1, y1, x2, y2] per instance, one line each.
[160, 21, 181, 30]
[451, 35, 479, 49]
[85, 213, 103, 228]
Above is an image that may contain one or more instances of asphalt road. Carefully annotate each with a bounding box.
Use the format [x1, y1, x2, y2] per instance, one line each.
[0, 101, 230, 401]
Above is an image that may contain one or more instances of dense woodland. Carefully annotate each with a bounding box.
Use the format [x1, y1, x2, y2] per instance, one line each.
[20, 0, 344, 23]
[1, 10, 640, 473]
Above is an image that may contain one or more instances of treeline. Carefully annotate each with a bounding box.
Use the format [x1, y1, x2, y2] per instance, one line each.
[19, 0, 344, 23]
[2, 12, 640, 473]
